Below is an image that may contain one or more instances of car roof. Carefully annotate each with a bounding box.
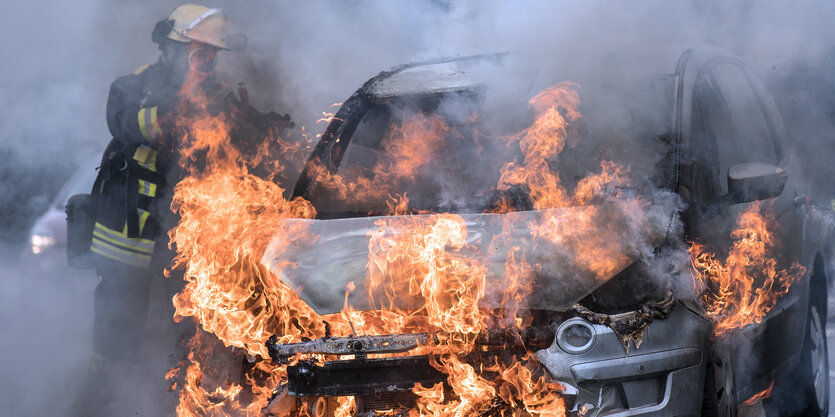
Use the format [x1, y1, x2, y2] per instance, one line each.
[364, 53, 509, 98]
[361, 46, 698, 99]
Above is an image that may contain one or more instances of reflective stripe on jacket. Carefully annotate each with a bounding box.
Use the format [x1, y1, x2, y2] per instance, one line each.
[91, 218, 154, 267]
[90, 143, 161, 268]
[137, 106, 161, 142]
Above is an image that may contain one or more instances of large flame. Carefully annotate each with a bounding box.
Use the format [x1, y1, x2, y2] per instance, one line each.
[163, 72, 801, 417]
[161, 73, 328, 415]
[689, 203, 806, 335]
[500, 84, 644, 284]
[166, 82, 604, 416]
[310, 111, 452, 213]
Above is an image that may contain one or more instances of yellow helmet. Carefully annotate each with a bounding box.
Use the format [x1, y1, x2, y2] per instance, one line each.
[165, 4, 246, 51]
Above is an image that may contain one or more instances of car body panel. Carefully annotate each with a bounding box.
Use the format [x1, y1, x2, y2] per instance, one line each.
[23, 158, 98, 269]
[675, 50, 816, 402]
[536, 303, 711, 416]
[263, 203, 673, 315]
[278, 47, 826, 416]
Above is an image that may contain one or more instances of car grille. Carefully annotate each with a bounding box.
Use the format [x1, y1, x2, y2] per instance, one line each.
[357, 390, 418, 413]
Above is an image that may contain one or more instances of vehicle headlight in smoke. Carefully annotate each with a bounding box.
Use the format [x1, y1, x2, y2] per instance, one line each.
[30, 230, 56, 255]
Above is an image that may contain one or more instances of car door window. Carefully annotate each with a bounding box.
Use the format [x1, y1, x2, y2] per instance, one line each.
[711, 63, 780, 170]
[338, 104, 393, 178]
[309, 94, 514, 216]
[304, 104, 394, 215]
[691, 62, 781, 210]
[691, 72, 728, 209]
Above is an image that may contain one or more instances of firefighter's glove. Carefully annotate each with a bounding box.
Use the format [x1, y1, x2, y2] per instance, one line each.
[265, 111, 295, 133]
[206, 90, 237, 118]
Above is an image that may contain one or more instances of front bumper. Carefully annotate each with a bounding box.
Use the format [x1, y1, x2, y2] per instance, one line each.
[536, 302, 711, 417]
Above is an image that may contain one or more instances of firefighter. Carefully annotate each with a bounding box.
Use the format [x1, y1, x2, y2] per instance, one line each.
[69, 5, 291, 415]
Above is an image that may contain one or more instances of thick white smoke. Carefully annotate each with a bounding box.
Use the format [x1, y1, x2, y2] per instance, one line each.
[3, 1, 835, 416]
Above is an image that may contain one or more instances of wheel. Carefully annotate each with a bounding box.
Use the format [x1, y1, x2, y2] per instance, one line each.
[703, 349, 737, 417]
[767, 302, 829, 417]
[798, 303, 829, 416]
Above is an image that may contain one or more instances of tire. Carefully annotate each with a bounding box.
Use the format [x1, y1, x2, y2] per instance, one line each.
[703, 349, 737, 417]
[797, 303, 829, 417]
[767, 302, 829, 417]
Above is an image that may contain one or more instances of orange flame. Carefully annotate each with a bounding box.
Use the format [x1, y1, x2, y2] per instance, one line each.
[365, 213, 486, 342]
[500, 83, 644, 282]
[498, 82, 581, 209]
[742, 379, 774, 405]
[689, 203, 806, 335]
[162, 69, 330, 415]
[310, 111, 451, 214]
[166, 81, 663, 416]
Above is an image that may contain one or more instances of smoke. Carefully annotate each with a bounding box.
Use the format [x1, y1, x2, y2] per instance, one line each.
[224, 0, 835, 118]
[2, 0, 835, 415]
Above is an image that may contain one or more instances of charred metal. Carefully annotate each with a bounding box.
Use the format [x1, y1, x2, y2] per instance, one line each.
[572, 292, 676, 353]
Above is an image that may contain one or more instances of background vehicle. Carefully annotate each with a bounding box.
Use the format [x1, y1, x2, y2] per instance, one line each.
[265, 48, 830, 417]
[22, 158, 99, 271]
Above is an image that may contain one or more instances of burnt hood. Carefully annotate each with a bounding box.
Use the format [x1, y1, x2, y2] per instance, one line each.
[261, 200, 674, 315]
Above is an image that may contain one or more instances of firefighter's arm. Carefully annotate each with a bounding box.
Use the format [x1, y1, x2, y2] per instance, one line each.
[226, 83, 295, 137]
[106, 74, 164, 146]
[229, 109, 295, 166]
[220, 87, 294, 150]
[250, 110, 295, 135]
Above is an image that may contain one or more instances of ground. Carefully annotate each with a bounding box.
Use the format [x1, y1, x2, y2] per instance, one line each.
[0, 258, 180, 416]
[828, 296, 835, 416]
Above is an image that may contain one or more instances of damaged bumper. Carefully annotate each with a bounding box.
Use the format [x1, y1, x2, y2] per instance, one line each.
[537, 301, 711, 417]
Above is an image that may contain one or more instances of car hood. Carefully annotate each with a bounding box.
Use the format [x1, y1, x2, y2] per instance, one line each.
[262, 201, 673, 315]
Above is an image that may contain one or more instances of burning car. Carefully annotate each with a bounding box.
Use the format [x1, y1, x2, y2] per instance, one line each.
[256, 51, 831, 416]
[165, 48, 829, 417]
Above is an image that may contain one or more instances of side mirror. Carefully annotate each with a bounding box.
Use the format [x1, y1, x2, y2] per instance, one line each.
[727, 162, 787, 204]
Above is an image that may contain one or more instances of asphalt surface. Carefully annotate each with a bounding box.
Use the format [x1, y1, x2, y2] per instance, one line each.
[0, 260, 99, 416]
[828, 303, 835, 416]
[0, 257, 181, 417]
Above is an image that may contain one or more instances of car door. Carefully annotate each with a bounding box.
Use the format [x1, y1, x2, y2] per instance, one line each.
[685, 56, 808, 399]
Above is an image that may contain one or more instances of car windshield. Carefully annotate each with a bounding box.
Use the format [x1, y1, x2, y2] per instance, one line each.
[304, 77, 675, 217]
[275, 70, 678, 314]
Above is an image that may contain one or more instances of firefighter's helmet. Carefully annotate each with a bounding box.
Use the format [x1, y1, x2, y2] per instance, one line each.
[159, 4, 246, 51]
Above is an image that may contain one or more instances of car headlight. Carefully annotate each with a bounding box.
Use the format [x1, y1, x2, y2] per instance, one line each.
[30, 231, 56, 255]
[556, 318, 596, 354]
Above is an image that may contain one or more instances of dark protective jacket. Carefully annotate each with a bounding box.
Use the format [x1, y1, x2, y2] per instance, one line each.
[106, 62, 178, 148]
[91, 61, 293, 268]
[90, 62, 173, 267]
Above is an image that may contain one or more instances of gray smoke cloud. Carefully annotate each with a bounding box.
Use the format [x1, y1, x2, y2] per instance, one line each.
[3, 1, 835, 416]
